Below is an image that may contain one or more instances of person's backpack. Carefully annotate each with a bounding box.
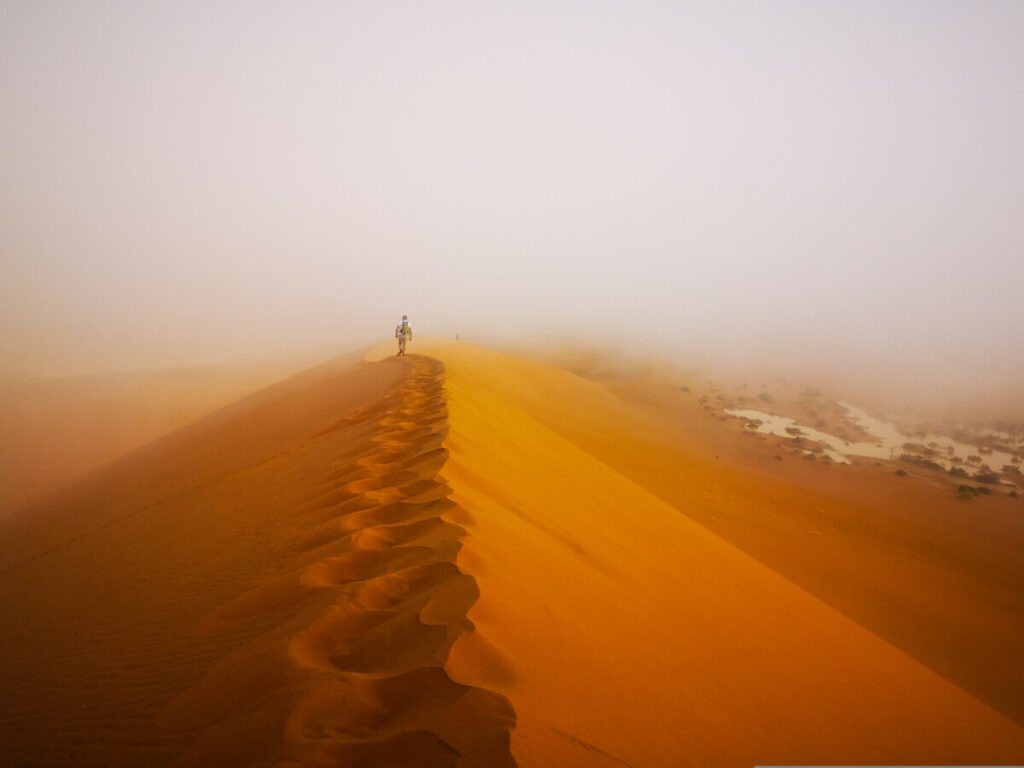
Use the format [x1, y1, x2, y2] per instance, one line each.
[400, 320, 410, 335]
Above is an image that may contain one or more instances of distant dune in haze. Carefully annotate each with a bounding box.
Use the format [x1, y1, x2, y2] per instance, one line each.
[0, 357, 319, 517]
[1, 339, 1022, 766]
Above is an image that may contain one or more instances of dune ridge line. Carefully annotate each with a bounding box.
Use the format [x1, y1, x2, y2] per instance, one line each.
[156, 355, 517, 767]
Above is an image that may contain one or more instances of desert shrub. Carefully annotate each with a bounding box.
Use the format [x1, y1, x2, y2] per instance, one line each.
[895, 469, 908, 476]
[957, 485, 977, 500]
[974, 472, 1000, 484]
[950, 466, 969, 478]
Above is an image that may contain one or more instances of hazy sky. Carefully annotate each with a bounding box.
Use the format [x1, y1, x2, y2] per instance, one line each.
[2, 1, 1022, 382]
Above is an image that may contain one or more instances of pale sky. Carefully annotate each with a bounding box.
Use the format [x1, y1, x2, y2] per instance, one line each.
[2, 1, 1022, 384]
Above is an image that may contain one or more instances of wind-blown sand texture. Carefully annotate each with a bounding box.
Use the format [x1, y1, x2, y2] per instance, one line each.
[1, 340, 1022, 766]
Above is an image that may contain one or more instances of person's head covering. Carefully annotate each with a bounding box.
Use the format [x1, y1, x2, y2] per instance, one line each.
[402, 315, 408, 320]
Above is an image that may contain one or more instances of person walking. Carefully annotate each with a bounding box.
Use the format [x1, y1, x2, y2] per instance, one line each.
[395, 315, 412, 356]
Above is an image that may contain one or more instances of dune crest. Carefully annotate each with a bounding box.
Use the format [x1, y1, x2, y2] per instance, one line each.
[156, 355, 516, 766]
[0, 354, 515, 767]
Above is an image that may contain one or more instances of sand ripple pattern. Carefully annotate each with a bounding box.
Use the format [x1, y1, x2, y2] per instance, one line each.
[158, 357, 516, 767]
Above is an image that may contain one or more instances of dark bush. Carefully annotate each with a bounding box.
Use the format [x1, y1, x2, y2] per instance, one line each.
[957, 486, 976, 500]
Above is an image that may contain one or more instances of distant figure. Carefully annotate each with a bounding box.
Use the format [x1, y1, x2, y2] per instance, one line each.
[395, 315, 412, 356]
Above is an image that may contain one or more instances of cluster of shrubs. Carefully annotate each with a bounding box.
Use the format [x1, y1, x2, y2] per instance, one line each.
[955, 485, 1021, 499]
[949, 466, 1001, 484]
[957, 485, 992, 500]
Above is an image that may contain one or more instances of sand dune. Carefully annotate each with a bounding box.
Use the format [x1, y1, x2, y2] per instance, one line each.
[0, 353, 512, 765]
[0, 358, 313, 517]
[401, 339, 1024, 766]
[1, 339, 1022, 766]
[482, 343, 1024, 725]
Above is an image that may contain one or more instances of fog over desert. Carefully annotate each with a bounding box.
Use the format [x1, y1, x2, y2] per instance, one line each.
[2, 2, 1023, 766]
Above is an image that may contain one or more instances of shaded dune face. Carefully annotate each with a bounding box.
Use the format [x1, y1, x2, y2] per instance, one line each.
[0, 355, 515, 767]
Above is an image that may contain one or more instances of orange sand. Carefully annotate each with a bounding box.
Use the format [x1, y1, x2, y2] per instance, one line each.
[0, 358, 309, 516]
[0, 339, 1021, 766]
[409, 339, 1024, 766]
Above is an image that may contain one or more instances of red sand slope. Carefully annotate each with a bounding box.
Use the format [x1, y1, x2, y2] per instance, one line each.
[467, 340, 1024, 725]
[0, 359, 309, 517]
[0, 340, 1021, 766]
[405, 339, 1024, 766]
[1, 353, 513, 766]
